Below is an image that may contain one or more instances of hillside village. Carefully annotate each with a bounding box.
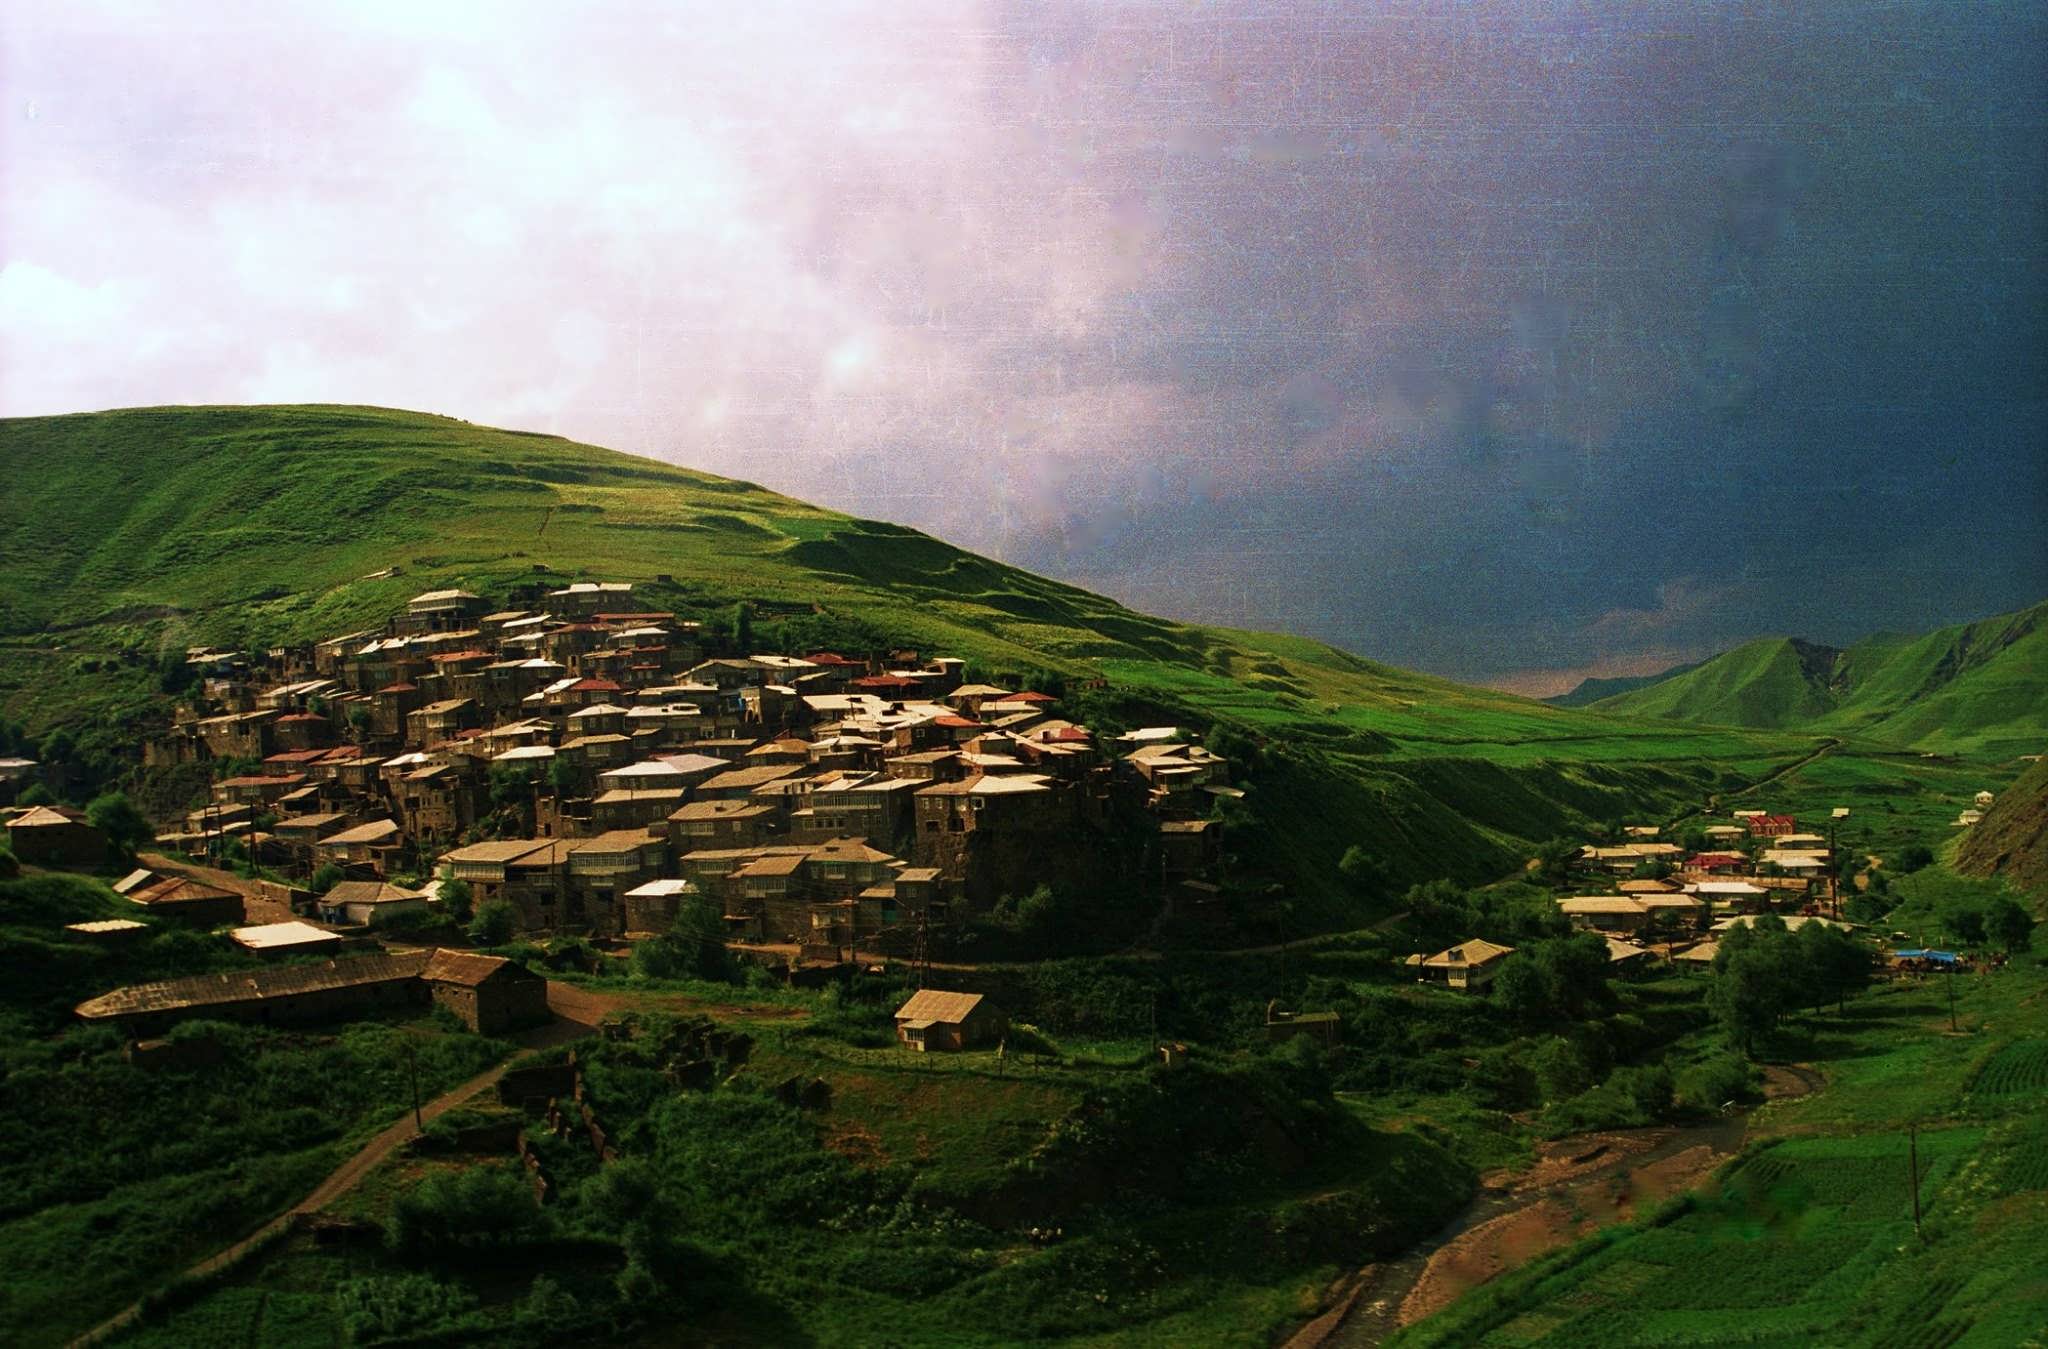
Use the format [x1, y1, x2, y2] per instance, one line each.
[1, 572, 2039, 1348]
[5, 579, 2017, 1035]
[6, 582, 1236, 970]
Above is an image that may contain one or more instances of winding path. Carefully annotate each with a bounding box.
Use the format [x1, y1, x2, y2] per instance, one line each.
[69, 1004, 594, 1349]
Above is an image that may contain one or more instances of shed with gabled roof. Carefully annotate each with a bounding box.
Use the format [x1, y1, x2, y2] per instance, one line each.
[892, 988, 1005, 1051]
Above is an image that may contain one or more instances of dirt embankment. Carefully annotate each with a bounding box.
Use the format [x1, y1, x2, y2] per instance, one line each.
[1308, 1065, 1822, 1347]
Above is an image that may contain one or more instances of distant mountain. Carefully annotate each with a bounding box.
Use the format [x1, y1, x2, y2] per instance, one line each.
[1956, 757, 2048, 903]
[1543, 662, 1701, 708]
[1586, 603, 2048, 755]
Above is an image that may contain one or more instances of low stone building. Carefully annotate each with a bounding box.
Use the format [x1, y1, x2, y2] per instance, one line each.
[5, 805, 108, 867]
[421, 950, 550, 1034]
[76, 948, 551, 1037]
[122, 874, 246, 926]
[74, 953, 433, 1036]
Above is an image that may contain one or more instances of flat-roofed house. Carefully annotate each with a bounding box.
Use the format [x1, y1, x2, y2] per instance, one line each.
[592, 787, 691, 833]
[231, 920, 344, 958]
[75, 953, 433, 1036]
[564, 831, 668, 933]
[892, 988, 1005, 1051]
[1558, 895, 1653, 933]
[622, 878, 696, 937]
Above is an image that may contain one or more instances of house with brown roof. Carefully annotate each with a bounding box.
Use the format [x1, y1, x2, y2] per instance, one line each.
[315, 818, 404, 876]
[122, 874, 245, 925]
[319, 880, 429, 927]
[75, 953, 434, 1036]
[5, 805, 108, 866]
[668, 799, 778, 850]
[892, 988, 1005, 1051]
[696, 763, 804, 801]
[421, 950, 549, 1034]
[440, 838, 559, 907]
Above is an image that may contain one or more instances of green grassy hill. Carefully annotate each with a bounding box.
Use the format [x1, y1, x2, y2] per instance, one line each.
[1540, 661, 1700, 708]
[1956, 757, 2048, 903]
[1587, 604, 2048, 756]
[2, 405, 1823, 917]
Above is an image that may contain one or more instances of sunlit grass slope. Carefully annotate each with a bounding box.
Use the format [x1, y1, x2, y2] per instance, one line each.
[3, 405, 1825, 908]
[1589, 604, 2047, 756]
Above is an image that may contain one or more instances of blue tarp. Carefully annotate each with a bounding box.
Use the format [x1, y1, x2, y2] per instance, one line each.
[1893, 948, 1959, 963]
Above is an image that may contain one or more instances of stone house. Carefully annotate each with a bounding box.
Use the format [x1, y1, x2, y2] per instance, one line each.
[421, 950, 550, 1034]
[6, 805, 109, 866]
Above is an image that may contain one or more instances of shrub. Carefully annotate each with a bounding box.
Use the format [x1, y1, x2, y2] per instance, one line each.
[0, 848, 16, 880]
[1530, 1037, 1593, 1103]
[1675, 1052, 1755, 1114]
[468, 899, 518, 947]
[1892, 844, 1934, 874]
[438, 876, 474, 923]
[386, 1163, 550, 1258]
[337, 1273, 477, 1342]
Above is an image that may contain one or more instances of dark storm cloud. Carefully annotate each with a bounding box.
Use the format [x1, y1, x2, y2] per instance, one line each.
[5, 1, 2042, 690]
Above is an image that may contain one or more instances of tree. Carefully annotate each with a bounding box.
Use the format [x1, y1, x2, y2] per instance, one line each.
[547, 758, 580, 797]
[469, 899, 518, 947]
[1892, 844, 1934, 875]
[1708, 924, 1800, 1056]
[1532, 837, 1580, 886]
[1795, 922, 1869, 1014]
[1530, 1036, 1593, 1103]
[1338, 846, 1390, 901]
[86, 791, 153, 861]
[732, 602, 754, 652]
[1491, 954, 1550, 1026]
[157, 651, 197, 695]
[439, 876, 474, 924]
[1944, 902, 1988, 949]
[633, 896, 737, 982]
[310, 863, 346, 895]
[17, 783, 55, 808]
[1986, 897, 2035, 955]
[1532, 932, 1611, 1019]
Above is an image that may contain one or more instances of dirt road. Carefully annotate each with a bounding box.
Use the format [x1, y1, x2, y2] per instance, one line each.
[69, 1014, 588, 1349]
[1298, 1064, 1824, 1349]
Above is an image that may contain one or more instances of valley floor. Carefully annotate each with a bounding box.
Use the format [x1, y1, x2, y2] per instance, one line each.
[1379, 957, 2048, 1348]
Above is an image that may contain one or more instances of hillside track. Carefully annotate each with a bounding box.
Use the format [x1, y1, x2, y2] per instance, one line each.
[67, 1015, 588, 1349]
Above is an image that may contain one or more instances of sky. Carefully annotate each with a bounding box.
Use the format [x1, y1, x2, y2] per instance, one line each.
[4, 0, 2044, 694]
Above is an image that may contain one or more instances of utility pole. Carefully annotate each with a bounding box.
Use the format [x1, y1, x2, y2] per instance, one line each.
[406, 1042, 423, 1134]
[1908, 1121, 1923, 1242]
